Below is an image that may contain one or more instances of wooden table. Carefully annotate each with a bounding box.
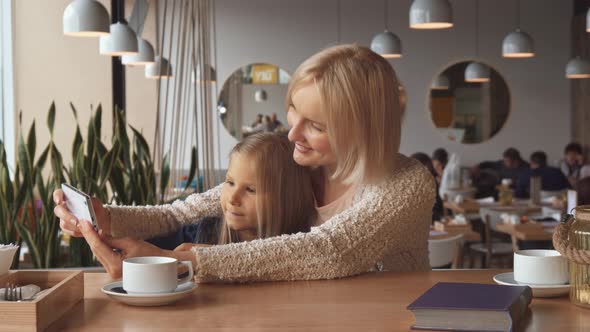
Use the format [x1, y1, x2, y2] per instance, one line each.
[430, 228, 481, 242]
[443, 199, 481, 215]
[45, 270, 589, 331]
[495, 223, 555, 242]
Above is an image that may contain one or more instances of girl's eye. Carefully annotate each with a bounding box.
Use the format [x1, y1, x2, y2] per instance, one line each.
[226, 180, 234, 186]
[246, 187, 256, 193]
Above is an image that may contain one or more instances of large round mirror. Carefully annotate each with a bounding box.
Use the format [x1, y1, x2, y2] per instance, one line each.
[429, 61, 510, 144]
[218, 63, 291, 140]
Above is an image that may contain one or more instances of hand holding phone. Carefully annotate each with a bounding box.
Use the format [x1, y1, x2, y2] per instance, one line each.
[61, 184, 98, 230]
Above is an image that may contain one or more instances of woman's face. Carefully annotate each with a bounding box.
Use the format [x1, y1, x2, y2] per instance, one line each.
[287, 83, 336, 170]
[220, 153, 258, 234]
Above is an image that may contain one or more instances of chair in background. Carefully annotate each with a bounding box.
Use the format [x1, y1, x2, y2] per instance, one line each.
[540, 189, 566, 200]
[428, 233, 464, 269]
[469, 215, 513, 268]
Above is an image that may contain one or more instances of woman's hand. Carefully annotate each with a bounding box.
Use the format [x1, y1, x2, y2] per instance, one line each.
[174, 243, 212, 251]
[53, 189, 112, 237]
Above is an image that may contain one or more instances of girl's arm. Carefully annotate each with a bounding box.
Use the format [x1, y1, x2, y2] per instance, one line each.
[191, 159, 435, 282]
[107, 184, 223, 239]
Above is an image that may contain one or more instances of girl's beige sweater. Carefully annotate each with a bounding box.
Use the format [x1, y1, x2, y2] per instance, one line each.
[107, 154, 436, 282]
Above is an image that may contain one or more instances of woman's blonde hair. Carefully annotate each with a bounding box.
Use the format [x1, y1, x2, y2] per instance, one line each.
[218, 132, 316, 244]
[286, 44, 401, 184]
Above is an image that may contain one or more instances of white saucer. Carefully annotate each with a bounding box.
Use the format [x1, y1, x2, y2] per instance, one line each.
[493, 272, 570, 298]
[101, 281, 197, 306]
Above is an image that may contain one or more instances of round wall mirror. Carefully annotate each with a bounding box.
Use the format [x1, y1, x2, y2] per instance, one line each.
[218, 63, 291, 140]
[429, 61, 510, 144]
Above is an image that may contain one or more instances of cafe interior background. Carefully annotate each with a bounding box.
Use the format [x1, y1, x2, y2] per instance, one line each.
[0, 0, 589, 270]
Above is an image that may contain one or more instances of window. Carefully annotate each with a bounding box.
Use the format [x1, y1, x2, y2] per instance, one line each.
[0, 0, 15, 172]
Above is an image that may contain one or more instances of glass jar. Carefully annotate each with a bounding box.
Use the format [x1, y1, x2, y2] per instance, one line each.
[497, 183, 513, 206]
[569, 206, 590, 308]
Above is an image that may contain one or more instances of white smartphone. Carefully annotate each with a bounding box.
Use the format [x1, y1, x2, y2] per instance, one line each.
[61, 183, 98, 229]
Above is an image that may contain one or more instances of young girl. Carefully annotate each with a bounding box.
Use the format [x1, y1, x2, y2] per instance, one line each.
[147, 132, 316, 248]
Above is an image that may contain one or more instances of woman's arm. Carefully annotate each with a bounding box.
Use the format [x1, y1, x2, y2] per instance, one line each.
[108, 184, 223, 239]
[191, 160, 435, 282]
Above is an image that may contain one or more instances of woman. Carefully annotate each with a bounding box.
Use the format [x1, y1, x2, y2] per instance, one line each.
[54, 44, 436, 282]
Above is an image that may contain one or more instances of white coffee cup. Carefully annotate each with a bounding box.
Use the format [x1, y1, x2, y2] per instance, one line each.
[122, 256, 194, 294]
[513, 250, 569, 285]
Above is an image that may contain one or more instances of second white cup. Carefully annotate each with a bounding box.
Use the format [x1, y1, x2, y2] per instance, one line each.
[513, 249, 569, 285]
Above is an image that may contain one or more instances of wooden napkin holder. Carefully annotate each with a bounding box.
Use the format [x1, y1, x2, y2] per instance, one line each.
[0, 270, 84, 331]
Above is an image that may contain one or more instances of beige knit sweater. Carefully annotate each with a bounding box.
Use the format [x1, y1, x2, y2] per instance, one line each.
[107, 154, 436, 282]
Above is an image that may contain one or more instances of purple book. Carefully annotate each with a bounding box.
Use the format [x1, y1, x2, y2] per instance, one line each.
[407, 282, 532, 332]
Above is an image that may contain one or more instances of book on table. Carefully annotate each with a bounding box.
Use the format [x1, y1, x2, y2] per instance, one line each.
[407, 282, 532, 332]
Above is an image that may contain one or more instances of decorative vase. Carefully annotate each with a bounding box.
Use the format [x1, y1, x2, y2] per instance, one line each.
[568, 206, 590, 308]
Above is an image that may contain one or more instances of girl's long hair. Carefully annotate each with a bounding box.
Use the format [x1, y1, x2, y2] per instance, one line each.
[218, 132, 316, 244]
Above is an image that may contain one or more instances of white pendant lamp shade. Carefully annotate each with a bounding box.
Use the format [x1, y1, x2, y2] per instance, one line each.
[370, 31, 402, 58]
[122, 38, 155, 66]
[191, 65, 217, 83]
[464, 62, 490, 82]
[145, 56, 173, 79]
[409, 0, 453, 29]
[99, 23, 138, 56]
[255, 89, 268, 103]
[63, 0, 110, 37]
[566, 57, 590, 79]
[502, 29, 534, 58]
[431, 74, 450, 89]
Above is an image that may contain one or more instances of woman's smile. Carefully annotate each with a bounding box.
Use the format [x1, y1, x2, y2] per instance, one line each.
[295, 143, 312, 154]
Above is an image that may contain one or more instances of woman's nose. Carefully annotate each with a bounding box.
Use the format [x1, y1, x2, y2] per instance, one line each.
[288, 120, 303, 142]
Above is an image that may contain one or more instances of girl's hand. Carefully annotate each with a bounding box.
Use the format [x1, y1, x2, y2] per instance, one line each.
[174, 243, 212, 251]
[53, 189, 112, 237]
[77, 220, 166, 278]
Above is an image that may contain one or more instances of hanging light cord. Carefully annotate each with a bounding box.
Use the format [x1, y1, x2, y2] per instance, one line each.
[384, 0, 388, 31]
[475, 0, 479, 57]
[336, 0, 341, 43]
[516, 0, 520, 29]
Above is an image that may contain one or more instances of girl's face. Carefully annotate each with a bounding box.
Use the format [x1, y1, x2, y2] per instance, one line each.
[220, 153, 258, 235]
[287, 83, 336, 170]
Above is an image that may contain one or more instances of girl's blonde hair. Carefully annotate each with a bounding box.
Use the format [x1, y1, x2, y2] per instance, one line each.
[218, 132, 316, 244]
[286, 44, 401, 184]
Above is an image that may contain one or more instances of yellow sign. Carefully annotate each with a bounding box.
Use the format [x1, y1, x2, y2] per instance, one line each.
[252, 64, 278, 84]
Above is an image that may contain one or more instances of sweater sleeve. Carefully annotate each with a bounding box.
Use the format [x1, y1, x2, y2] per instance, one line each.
[106, 184, 223, 239]
[191, 158, 435, 282]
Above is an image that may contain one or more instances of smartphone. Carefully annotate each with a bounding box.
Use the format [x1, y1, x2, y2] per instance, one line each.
[61, 183, 98, 229]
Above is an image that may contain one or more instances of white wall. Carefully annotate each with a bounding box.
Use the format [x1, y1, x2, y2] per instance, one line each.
[240, 84, 288, 127]
[13, 0, 158, 169]
[214, 0, 572, 168]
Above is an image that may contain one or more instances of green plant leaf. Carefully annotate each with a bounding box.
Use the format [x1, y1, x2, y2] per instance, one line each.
[16, 223, 41, 268]
[129, 125, 151, 160]
[35, 144, 50, 171]
[109, 166, 126, 204]
[72, 126, 83, 162]
[70, 102, 79, 120]
[87, 112, 95, 158]
[36, 173, 47, 216]
[50, 143, 65, 185]
[47, 101, 56, 137]
[99, 142, 119, 188]
[26, 121, 36, 164]
[18, 133, 32, 180]
[159, 152, 171, 202]
[184, 147, 198, 191]
[94, 104, 102, 140]
[75, 144, 86, 182]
